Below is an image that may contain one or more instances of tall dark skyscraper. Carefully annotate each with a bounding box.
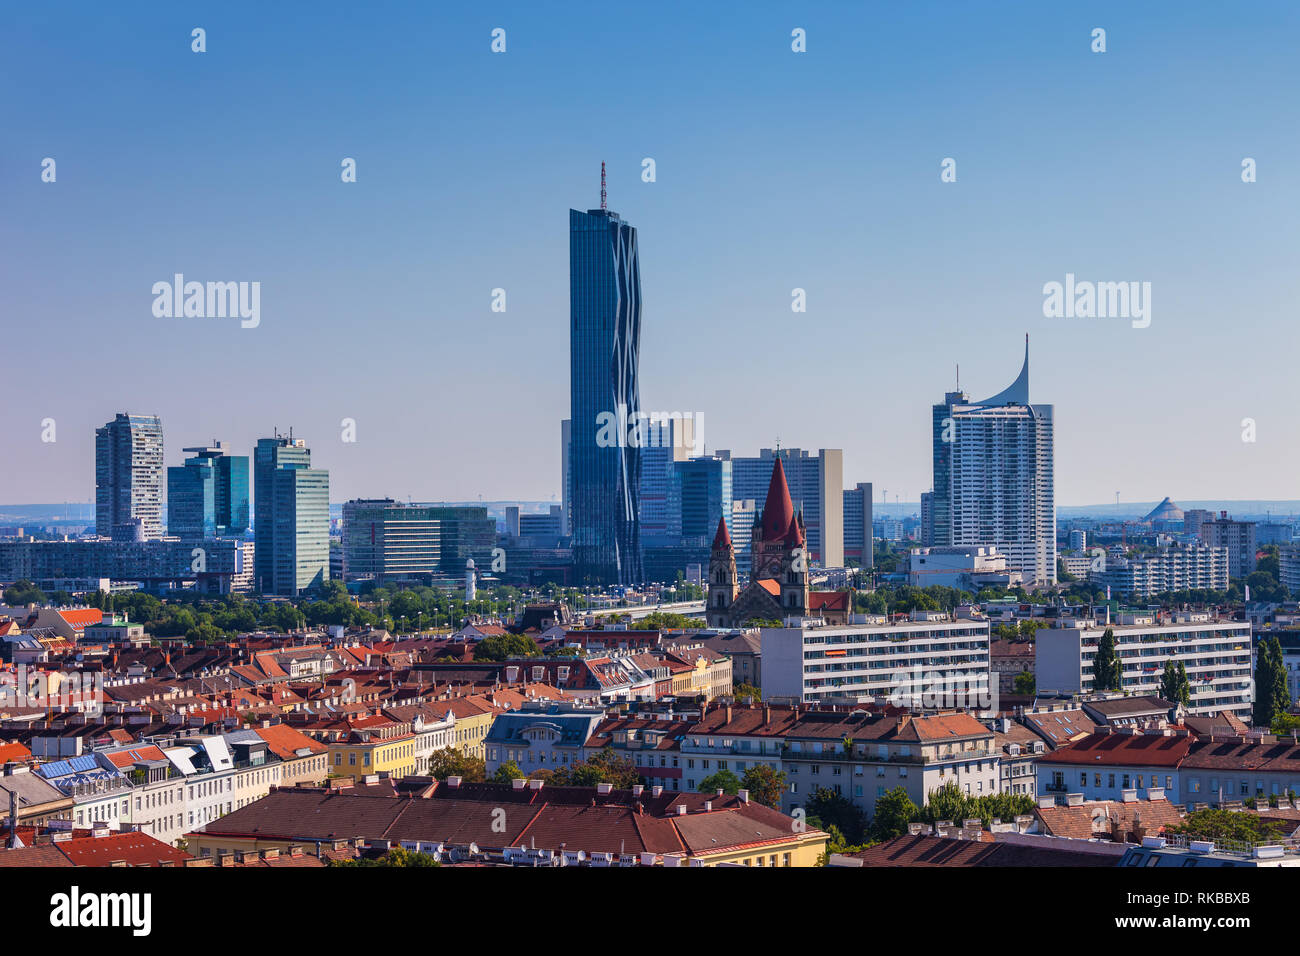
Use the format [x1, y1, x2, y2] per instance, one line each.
[569, 165, 643, 586]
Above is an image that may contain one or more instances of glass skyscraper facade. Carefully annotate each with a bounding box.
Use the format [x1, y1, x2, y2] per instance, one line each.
[167, 443, 250, 538]
[569, 201, 643, 586]
[254, 435, 329, 596]
[95, 413, 164, 541]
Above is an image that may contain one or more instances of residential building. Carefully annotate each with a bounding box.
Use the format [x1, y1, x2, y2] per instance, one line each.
[482, 703, 608, 777]
[95, 413, 164, 541]
[931, 339, 1055, 585]
[1200, 515, 1258, 578]
[843, 482, 873, 568]
[762, 612, 992, 706]
[1035, 612, 1252, 718]
[1094, 543, 1228, 598]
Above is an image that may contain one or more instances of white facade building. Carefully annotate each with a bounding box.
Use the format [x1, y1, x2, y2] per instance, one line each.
[1035, 612, 1252, 719]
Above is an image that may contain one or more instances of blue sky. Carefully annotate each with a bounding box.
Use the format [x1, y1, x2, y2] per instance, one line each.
[2, 1, 1297, 507]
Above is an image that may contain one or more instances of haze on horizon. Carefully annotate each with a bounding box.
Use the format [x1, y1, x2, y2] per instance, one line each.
[2, 1, 1296, 507]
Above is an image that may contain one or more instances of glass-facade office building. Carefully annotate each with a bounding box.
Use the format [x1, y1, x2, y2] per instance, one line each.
[254, 436, 329, 596]
[569, 204, 643, 586]
[167, 444, 250, 538]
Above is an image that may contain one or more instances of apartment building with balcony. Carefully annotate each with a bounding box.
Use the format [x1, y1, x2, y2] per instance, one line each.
[1035, 612, 1252, 719]
[762, 611, 992, 706]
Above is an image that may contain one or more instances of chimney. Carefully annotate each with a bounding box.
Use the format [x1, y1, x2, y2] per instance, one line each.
[704, 801, 713, 811]
[738, 789, 750, 804]
[446, 776, 462, 788]
[512, 777, 527, 790]
[676, 804, 686, 816]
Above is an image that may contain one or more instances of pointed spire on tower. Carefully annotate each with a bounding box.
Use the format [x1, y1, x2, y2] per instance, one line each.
[712, 515, 732, 550]
[760, 457, 796, 541]
[600, 161, 607, 211]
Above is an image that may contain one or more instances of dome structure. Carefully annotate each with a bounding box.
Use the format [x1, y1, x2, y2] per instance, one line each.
[1143, 497, 1184, 524]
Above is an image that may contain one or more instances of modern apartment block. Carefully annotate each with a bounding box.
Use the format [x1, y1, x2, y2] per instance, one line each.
[166, 442, 250, 538]
[341, 499, 442, 583]
[1093, 543, 1228, 598]
[1035, 612, 1252, 718]
[931, 339, 1055, 585]
[843, 482, 873, 569]
[717, 448, 844, 567]
[1279, 545, 1300, 595]
[761, 612, 992, 705]
[569, 183, 644, 586]
[95, 413, 164, 541]
[1199, 515, 1258, 578]
[253, 435, 329, 596]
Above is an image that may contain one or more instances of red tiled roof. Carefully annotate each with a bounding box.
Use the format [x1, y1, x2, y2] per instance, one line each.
[1037, 732, 1193, 768]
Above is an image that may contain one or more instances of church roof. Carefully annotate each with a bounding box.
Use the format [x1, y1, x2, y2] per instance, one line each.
[712, 515, 732, 550]
[760, 457, 796, 541]
[783, 513, 805, 547]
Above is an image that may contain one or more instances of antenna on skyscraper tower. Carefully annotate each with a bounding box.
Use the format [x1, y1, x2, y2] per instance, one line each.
[600, 161, 607, 210]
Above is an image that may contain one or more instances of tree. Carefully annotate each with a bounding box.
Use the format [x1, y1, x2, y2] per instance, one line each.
[1168, 808, 1288, 844]
[1013, 671, 1036, 696]
[3, 579, 47, 606]
[805, 787, 868, 846]
[1253, 636, 1290, 729]
[870, 786, 920, 841]
[740, 765, 786, 809]
[698, 769, 743, 795]
[426, 747, 486, 782]
[732, 682, 761, 700]
[330, 847, 441, 867]
[492, 760, 524, 783]
[550, 747, 640, 789]
[1159, 660, 1191, 706]
[1093, 627, 1122, 691]
[474, 633, 541, 661]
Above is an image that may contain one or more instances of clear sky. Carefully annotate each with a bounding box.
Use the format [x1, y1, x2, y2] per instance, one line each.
[2, 1, 1296, 508]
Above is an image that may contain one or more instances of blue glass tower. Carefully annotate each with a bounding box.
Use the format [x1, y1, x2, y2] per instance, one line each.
[569, 168, 643, 586]
[167, 443, 250, 538]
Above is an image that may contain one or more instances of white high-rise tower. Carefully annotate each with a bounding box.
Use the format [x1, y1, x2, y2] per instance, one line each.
[931, 337, 1056, 585]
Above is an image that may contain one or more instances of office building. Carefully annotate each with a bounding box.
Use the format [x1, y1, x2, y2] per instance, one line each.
[95, 413, 164, 541]
[638, 417, 695, 539]
[166, 443, 249, 538]
[931, 338, 1055, 585]
[341, 499, 442, 583]
[253, 435, 329, 596]
[716, 448, 843, 567]
[919, 490, 933, 547]
[906, 545, 1023, 590]
[1035, 612, 1252, 719]
[568, 176, 643, 586]
[668, 456, 732, 541]
[843, 482, 873, 568]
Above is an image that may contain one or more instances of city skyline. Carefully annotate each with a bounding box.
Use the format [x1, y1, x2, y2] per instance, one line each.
[4, 2, 1299, 508]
